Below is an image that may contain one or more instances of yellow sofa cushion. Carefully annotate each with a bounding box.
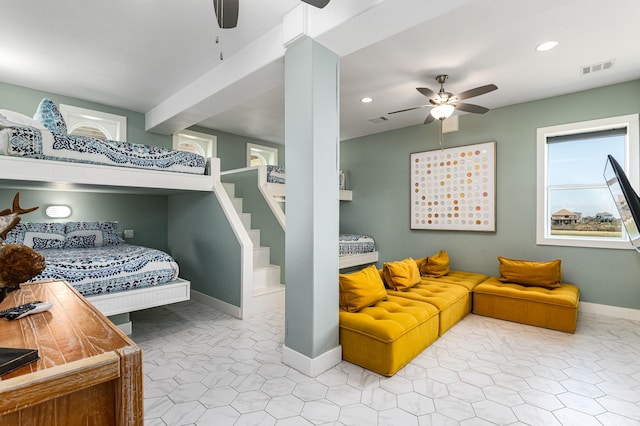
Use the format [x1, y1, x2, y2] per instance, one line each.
[497, 256, 562, 289]
[382, 257, 421, 291]
[339, 264, 387, 312]
[417, 250, 450, 278]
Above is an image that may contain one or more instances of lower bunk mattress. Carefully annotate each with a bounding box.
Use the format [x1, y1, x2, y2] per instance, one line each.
[31, 244, 179, 297]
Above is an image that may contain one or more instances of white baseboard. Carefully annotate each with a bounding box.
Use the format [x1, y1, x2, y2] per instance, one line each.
[580, 301, 640, 321]
[190, 289, 243, 319]
[282, 344, 342, 377]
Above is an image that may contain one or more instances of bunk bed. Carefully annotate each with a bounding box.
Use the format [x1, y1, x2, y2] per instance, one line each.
[4, 220, 187, 317]
[259, 165, 379, 268]
[0, 101, 217, 316]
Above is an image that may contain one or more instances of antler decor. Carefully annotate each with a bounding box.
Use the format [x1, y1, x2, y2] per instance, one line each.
[0, 193, 45, 303]
[0, 193, 38, 240]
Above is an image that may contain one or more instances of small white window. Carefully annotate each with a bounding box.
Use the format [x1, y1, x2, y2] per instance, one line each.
[173, 130, 216, 159]
[60, 104, 127, 141]
[247, 143, 278, 167]
[536, 114, 639, 249]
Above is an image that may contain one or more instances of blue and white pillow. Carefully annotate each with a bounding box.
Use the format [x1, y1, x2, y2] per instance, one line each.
[64, 234, 97, 249]
[5, 222, 66, 248]
[32, 236, 65, 250]
[33, 98, 67, 134]
[65, 221, 123, 247]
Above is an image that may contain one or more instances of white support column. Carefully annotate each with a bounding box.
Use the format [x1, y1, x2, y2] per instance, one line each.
[282, 36, 341, 377]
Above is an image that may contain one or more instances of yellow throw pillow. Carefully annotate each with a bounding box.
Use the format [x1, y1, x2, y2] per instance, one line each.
[339, 264, 387, 312]
[497, 256, 562, 289]
[382, 257, 421, 291]
[420, 250, 450, 277]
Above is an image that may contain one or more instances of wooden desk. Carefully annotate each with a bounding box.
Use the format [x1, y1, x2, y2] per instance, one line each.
[0, 280, 143, 425]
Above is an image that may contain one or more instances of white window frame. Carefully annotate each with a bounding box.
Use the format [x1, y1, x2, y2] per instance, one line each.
[172, 130, 216, 159]
[536, 114, 639, 249]
[60, 104, 127, 141]
[247, 143, 278, 167]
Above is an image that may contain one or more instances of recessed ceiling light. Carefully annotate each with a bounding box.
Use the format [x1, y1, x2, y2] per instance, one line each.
[360, 97, 373, 103]
[536, 41, 558, 52]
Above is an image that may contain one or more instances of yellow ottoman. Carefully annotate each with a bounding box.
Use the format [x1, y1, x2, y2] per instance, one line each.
[388, 280, 471, 336]
[339, 295, 439, 376]
[473, 276, 580, 333]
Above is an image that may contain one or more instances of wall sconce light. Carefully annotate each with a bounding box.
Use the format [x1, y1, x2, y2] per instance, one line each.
[45, 205, 72, 219]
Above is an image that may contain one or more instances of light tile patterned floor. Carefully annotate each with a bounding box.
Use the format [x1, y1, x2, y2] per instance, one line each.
[131, 300, 640, 425]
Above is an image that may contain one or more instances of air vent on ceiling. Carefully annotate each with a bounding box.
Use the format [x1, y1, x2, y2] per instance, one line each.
[369, 116, 390, 123]
[581, 59, 615, 76]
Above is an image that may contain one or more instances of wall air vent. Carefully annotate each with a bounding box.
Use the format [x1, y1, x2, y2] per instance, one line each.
[581, 59, 615, 76]
[369, 116, 390, 123]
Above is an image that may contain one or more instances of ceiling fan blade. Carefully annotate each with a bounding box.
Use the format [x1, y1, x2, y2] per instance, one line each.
[213, 0, 239, 29]
[424, 114, 436, 124]
[388, 105, 428, 115]
[301, 0, 330, 8]
[453, 84, 497, 101]
[453, 103, 490, 114]
[416, 87, 438, 100]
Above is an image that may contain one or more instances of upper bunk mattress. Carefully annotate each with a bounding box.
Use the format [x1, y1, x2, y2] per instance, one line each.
[339, 234, 376, 256]
[266, 165, 286, 184]
[0, 125, 206, 175]
[31, 244, 179, 297]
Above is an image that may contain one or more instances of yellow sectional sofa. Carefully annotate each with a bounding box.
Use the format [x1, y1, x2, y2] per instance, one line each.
[338, 253, 580, 376]
[473, 276, 580, 333]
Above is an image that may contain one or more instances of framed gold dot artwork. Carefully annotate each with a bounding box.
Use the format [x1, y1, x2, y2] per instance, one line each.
[410, 141, 496, 232]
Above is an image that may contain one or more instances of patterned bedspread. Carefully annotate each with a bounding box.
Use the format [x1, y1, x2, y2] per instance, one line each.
[31, 244, 179, 297]
[266, 165, 286, 184]
[0, 125, 206, 174]
[339, 234, 376, 256]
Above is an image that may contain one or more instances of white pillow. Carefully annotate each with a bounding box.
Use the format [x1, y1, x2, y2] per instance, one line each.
[0, 109, 46, 130]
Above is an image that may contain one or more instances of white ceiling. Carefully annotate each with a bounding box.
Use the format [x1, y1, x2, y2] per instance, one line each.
[2, 0, 640, 144]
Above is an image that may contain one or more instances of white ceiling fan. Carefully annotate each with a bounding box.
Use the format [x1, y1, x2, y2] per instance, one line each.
[213, 0, 330, 29]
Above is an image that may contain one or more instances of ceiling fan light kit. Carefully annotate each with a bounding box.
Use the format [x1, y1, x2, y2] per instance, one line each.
[430, 104, 455, 120]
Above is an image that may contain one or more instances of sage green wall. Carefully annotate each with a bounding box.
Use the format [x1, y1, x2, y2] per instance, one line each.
[340, 79, 640, 310]
[168, 192, 242, 306]
[190, 126, 285, 171]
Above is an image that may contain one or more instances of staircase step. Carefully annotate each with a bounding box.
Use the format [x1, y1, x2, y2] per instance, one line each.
[231, 197, 243, 214]
[239, 212, 252, 229]
[254, 246, 271, 268]
[253, 265, 281, 289]
[247, 229, 260, 246]
[222, 182, 235, 197]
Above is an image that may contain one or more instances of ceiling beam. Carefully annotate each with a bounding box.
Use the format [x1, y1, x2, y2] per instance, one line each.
[145, 0, 473, 135]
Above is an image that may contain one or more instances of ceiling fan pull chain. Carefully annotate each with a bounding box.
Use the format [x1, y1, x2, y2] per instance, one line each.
[215, 34, 224, 61]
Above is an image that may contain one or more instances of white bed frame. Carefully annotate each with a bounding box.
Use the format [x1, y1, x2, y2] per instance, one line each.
[86, 278, 191, 317]
[0, 156, 219, 316]
[339, 251, 379, 269]
[0, 155, 216, 193]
